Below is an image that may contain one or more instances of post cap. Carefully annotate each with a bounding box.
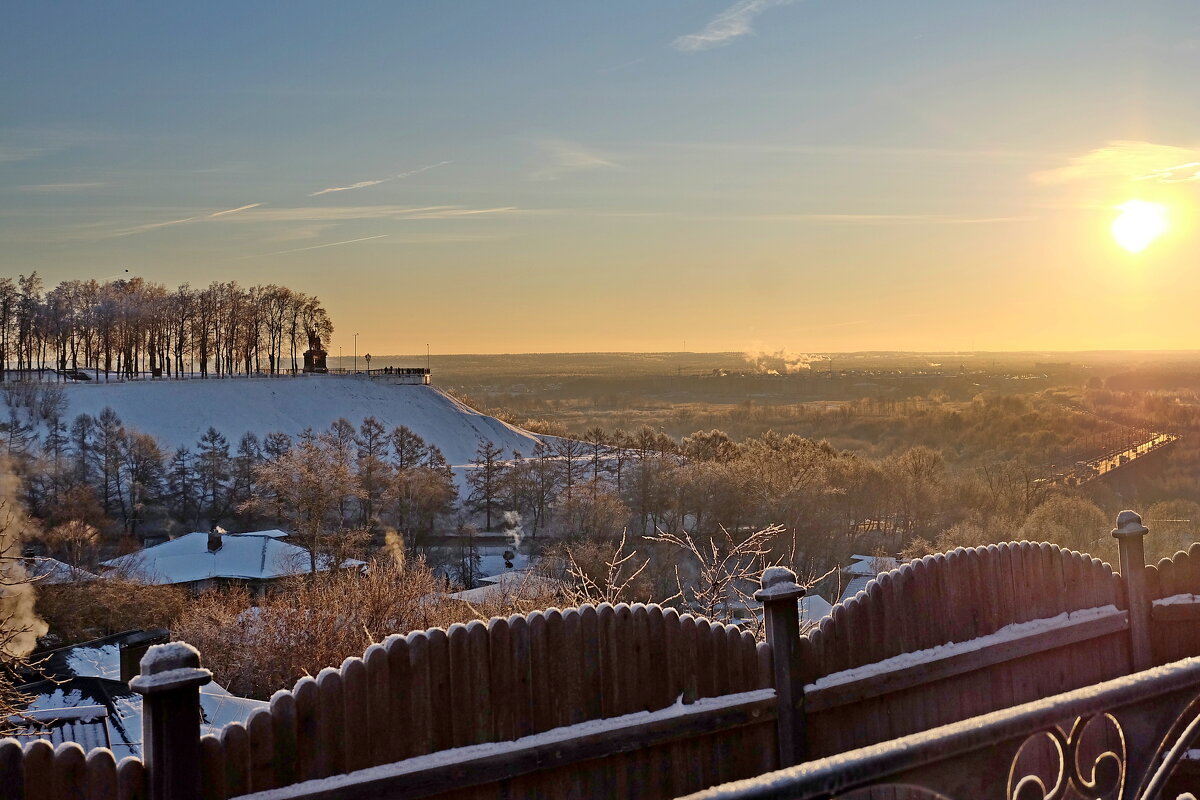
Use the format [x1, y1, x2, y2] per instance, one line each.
[754, 565, 807, 602]
[129, 642, 212, 695]
[1111, 509, 1149, 539]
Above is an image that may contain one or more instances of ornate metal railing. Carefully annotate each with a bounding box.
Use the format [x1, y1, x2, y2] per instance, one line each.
[682, 658, 1200, 800]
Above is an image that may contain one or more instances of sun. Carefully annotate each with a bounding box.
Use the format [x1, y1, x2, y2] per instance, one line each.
[1111, 199, 1168, 253]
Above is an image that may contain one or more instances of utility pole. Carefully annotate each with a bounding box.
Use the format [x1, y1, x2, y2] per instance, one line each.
[426, 343, 430, 373]
[354, 333, 359, 374]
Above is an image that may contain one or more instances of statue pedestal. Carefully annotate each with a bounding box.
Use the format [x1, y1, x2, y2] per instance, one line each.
[303, 349, 328, 373]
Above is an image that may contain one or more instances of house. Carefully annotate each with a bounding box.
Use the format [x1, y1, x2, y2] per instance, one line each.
[24, 556, 100, 584]
[9, 630, 266, 760]
[445, 569, 565, 605]
[838, 553, 901, 604]
[798, 594, 835, 627]
[100, 529, 365, 594]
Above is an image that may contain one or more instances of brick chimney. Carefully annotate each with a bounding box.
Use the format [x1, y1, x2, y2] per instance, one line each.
[207, 530, 222, 552]
[119, 628, 169, 683]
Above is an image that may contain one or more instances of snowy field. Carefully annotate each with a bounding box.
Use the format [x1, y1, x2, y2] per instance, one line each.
[53, 375, 544, 468]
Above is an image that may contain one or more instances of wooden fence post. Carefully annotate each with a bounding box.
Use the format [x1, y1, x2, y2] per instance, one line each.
[754, 567, 807, 767]
[130, 641, 212, 800]
[1112, 510, 1153, 672]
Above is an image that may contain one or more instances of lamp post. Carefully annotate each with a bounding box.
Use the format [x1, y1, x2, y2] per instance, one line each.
[354, 333, 359, 374]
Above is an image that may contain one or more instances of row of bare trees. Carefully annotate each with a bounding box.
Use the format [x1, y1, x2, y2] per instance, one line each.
[0, 273, 333, 380]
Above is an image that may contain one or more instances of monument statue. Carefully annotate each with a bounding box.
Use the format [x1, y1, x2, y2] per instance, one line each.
[302, 327, 328, 373]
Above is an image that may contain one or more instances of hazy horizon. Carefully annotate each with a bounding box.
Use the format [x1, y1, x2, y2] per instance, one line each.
[5, 2, 1200, 354]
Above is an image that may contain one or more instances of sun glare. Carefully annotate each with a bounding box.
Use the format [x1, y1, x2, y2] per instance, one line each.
[1111, 199, 1168, 253]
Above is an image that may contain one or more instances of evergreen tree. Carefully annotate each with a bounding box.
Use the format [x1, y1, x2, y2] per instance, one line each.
[195, 427, 231, 524]
[166, 447, 200, 526]
[466, 440, 507, 531]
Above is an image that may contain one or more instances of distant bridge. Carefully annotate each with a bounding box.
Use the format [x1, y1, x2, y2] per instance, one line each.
[1053, 431, 1179, 487]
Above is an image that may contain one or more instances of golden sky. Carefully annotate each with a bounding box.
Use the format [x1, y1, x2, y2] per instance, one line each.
[3, 3, 1200, 354]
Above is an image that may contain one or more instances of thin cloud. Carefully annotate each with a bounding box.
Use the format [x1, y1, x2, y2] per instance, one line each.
[597, 57, 646, 74]
[221, 204, 521, 223]
[1033, 140, 1200, 184]
[107, 216, 199, 237]
[741, 213, 1029, 224]
[308, 160, 451, 197]
[75, 204, 524, 240]
[630, 140, 1055, 161]
[17, 182, 108, 192]
[208, 202, 263, 218]
[672, 0, 795, 52]
[529, 139, 618, 181]
[1137, 161, 1200, 184]
[247, 234, 390, 258]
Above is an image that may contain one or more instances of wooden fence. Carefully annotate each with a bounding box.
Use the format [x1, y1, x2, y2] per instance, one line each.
[799, 540, 1132, 758]
[8, 509, 1200, 799]
[1, 604, 774, 800]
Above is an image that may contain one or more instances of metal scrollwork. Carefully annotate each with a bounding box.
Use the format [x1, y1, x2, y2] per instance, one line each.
[1006, 714, 1125, 800]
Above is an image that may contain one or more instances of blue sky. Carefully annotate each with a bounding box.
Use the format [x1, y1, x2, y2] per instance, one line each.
[4, 1, 1200, 353]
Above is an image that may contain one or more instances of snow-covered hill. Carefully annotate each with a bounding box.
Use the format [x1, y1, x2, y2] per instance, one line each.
[53, 376, 543, 467]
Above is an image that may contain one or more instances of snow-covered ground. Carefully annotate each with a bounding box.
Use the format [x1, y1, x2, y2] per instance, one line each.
[52, 375, 544, 468]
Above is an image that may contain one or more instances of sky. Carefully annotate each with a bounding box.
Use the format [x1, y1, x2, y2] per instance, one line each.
[4, 1, 1200, 355]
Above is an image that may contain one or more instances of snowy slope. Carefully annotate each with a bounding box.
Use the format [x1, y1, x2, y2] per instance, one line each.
[55, 376, 544, 466]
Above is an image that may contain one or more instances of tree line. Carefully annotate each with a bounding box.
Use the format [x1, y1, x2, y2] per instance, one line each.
[0, 273, 333, 380]
[5, 380, 1178, 594]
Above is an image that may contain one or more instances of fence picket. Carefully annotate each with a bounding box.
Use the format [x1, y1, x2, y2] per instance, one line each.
[508, 614, 535, 740]
[487, 616, 516, 742]
[246, 708, 275, 793]
[340, 657, 369, 773]
[562, 608, 586, 724]
[0, 738, 22, 800]
[315, 668, 345, 777]
[544, 609, 568, 728]
[199, 735, 224, 800]
[51, 742, 86, 800]
[616, 605, 638, 713]
[23, 740, 54, 800]
[403, 632, 432, 757]
[219, 723, 249, 798]
[447, 623, 474, 748]
[381, 636, 411, 763]
[528, 612, 553, 733]
[85, 748, 118, 800]
[291, 678, 319, 782]
[115, 757, 145, 800]
[579, 605, 603, 720]
[467, 620, 493, 746]
[599, 604, 621, 717]
[426, 628, 453, 752]
[363, 644, 390, 768]
[267, 690, 297, 788]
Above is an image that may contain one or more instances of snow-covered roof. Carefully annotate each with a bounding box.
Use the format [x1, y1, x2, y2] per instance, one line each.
[799, 594, 834, 626]
[25, 557, 100, 584]
[845, 554, 900, 577]
[445, 570, 563, 604]
[837, 554, 902, 604]
[12, 677, 265, 760]
[101, 531, 363, 585]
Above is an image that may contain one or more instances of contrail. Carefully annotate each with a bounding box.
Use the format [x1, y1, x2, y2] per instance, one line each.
[249, 234, 390, 258]
[209, 202, 263, 218]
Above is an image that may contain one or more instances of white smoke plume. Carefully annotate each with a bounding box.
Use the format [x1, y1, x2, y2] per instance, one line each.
[503, 510, 523, 551]
[743, 345, 817, 374]
[382, 529, 406, 570]
[1, 465, 48, 657]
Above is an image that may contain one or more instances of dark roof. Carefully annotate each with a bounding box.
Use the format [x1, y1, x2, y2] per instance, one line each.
[31, 629, 168, 684]
[11, 675, 267, 760]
